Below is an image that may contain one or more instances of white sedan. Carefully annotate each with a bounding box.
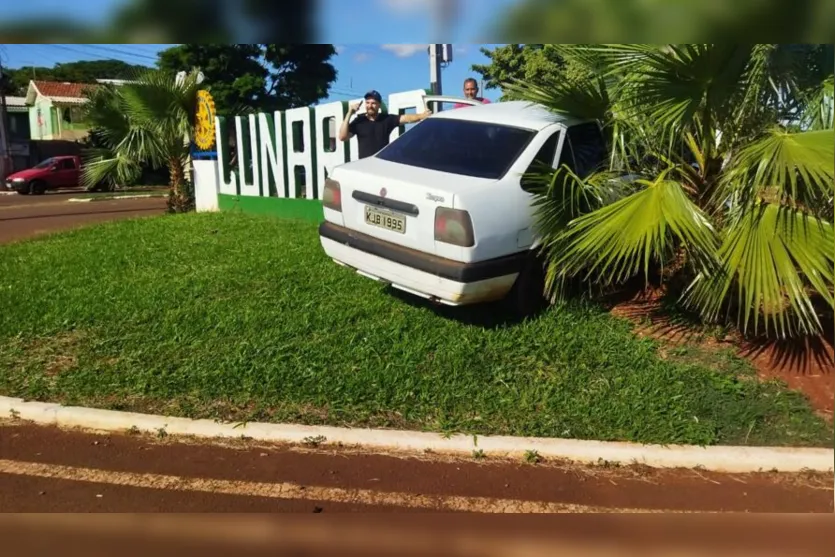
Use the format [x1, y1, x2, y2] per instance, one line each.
[318, 96, 609, 316]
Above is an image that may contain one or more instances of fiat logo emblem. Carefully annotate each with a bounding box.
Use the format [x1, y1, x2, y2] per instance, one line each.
[380, 188, 387, 198]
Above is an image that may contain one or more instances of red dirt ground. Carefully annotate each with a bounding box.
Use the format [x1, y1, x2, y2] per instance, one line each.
[610, 289, 834, 422]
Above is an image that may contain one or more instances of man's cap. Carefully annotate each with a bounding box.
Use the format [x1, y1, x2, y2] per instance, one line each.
[364, 90, 382, 102]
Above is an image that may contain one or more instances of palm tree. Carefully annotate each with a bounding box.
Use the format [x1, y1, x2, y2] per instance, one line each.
[80, 68, 203, 213]
[509, 44, 834, 339]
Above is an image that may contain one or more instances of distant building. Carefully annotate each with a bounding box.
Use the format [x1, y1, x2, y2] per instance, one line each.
[24, 80, 99, 141]
[2, 95, 32, 174]
[95, 78, 136, 86]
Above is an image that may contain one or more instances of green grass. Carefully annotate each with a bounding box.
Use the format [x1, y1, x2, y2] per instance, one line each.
[0, 212, 831, 447]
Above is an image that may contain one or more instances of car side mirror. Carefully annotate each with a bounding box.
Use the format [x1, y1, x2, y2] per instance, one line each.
[50, 166, 58, 172]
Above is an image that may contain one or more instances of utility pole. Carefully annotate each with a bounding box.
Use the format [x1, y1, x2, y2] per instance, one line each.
[429, 44, 442, 95]
[0, 58, 12, 182]
[428, 0, 458, 110]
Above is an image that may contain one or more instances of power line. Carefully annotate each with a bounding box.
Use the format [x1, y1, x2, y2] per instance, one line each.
[43, 44, 156, 65]
[118, 44, 172, 56]
[330, 88, 363, 97]
[79, 44, 160, 63]
[16, 46, 65, 71]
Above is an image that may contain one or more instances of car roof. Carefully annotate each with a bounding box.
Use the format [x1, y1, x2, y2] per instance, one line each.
[430, 100, 584, 131]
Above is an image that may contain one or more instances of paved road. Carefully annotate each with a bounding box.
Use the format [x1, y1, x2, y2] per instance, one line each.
[0, 187, 89, 206]
[0, 191, 166, 245]
[0, 423, 831, 513]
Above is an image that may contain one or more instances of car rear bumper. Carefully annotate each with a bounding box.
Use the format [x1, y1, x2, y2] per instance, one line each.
[318, 221, 526, 306]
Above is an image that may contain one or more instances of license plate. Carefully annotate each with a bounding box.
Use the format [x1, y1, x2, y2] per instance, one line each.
[365, 206, 406, 234]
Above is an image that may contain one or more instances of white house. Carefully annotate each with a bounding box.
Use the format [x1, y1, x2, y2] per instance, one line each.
[24, 80, 98, 141]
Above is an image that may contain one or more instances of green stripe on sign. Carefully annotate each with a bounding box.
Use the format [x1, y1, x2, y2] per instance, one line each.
[217, 194, 324, 223]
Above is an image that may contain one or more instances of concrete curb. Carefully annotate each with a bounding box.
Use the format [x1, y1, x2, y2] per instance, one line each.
[67, 194, 164, 203]
[1, 395, 832, 473]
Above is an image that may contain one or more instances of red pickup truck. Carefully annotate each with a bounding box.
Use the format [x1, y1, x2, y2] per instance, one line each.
[3, 155, 82, 195]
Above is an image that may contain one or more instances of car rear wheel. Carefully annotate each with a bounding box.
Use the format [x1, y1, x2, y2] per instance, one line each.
[502, 252, 549, 319]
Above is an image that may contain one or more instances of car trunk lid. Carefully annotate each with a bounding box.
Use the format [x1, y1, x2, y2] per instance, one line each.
[334, 157, 493, 255]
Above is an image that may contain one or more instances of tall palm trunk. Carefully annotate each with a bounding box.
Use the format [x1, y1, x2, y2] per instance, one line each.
[166, 157, 192, 213]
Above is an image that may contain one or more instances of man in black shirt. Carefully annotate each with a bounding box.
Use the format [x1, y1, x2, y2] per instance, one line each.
[338, 90, 431, 159]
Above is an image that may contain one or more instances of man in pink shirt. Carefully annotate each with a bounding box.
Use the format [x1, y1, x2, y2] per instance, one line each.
[454, 78, 491, 108]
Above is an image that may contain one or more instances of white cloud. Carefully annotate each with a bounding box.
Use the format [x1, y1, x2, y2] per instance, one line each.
[353, 52, 371, 63]
[336, 45, 347, 54]
[455, 45, 468, 54]
[380, 44, 428, 58]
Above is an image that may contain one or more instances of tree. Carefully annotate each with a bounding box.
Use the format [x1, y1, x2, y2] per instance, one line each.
[510, 44, 834, 339]
[80, 68, 202, 213]
[157, 44, 266, 117]
[261, 44, 338, 112]
[156, 44, 337, 115]
[0, 59, 149, 96]
[0, 68, 13, 96]
[471, 45, 567, 100]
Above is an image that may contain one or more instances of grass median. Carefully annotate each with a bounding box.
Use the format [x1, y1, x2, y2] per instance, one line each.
[0, 211, 831, 447]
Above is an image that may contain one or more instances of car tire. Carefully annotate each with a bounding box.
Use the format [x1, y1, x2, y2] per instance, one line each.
[30, 181, 47, 195]
[503, 252, 549, 319]
[16, 183, 32, 195]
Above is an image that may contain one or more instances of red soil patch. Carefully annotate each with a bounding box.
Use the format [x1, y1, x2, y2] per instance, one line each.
[609, 289, 834, 422]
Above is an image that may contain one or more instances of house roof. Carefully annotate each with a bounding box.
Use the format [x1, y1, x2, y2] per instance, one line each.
[3, 96, 28, 112]
[25, 80, 99, 105]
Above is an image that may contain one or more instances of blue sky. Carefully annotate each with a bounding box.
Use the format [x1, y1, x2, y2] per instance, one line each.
[1, 0, 519, 102]
[1, 42, 504, 104]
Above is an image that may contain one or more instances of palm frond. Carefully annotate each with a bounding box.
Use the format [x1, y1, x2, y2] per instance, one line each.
[719, 128, 834, 214]
[601, 44, 775, 155]
[77, 68, 200, 194]
[80, 149, 142, 189]
[798, 74, 834, 131]
[603, 44, 711, 120]
[683, 203, 834, 338]
[526, 163, 633, 299]
[721, 44, 783, 147]
[541, 169, 719, 291]
[503, 74, 611, 123]
[528, 163, 626, 229]
[120, 69, 199, 150]
[83, 85, 132, 148]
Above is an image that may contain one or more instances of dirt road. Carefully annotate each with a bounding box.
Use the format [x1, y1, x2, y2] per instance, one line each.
[0, 423, 831, 513]
[0, 191, 166, 244]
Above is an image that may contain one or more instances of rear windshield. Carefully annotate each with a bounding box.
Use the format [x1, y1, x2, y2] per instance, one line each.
[375, 118, 536, 180]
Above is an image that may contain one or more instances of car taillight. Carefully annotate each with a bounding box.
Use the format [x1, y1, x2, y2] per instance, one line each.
[434, 207, 474, 247]
[323, 178, 341, 211]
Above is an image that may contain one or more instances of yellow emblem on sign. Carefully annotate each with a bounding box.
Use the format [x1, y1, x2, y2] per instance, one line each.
[194, 89, 217, 151]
